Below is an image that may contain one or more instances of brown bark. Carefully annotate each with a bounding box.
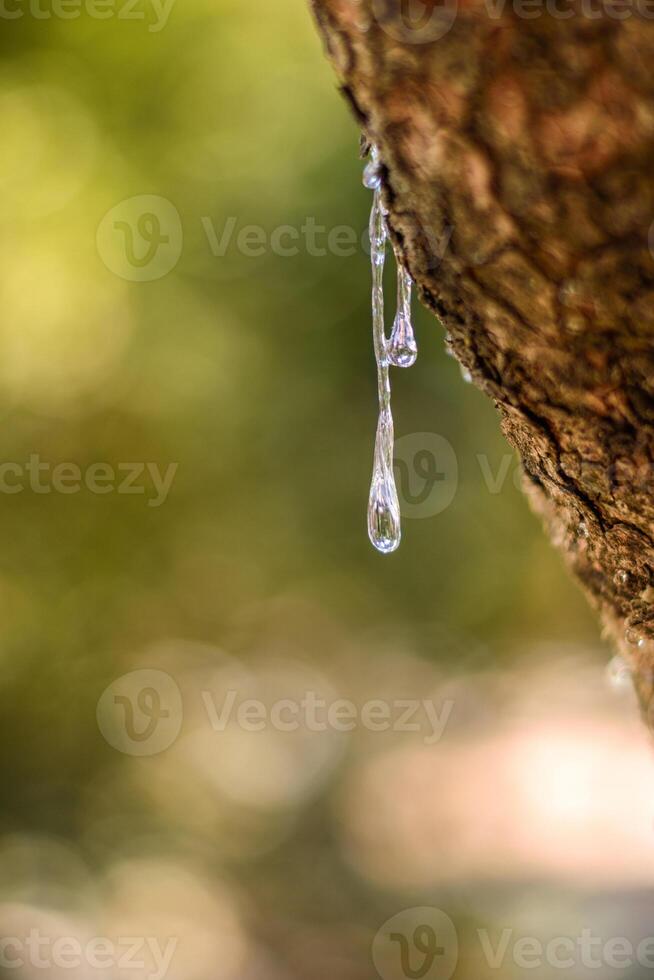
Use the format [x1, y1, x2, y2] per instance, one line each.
[310, 0, 654, 713]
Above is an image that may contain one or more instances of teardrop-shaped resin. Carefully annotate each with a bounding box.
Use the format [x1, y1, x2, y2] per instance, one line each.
[388, 266, 417, 368]
[388, 314, 418, 368]
[363, 158, 381, 190]
[367, 409, 400, 554]
[368, 471, 401, 553]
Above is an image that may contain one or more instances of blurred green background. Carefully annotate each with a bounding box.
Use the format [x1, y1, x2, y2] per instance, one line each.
[1, 2, 653, 978]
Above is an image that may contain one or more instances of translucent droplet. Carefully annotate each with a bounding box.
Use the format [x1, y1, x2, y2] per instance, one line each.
[625, 627, 645, 648]
[388, 266, 417, 368]
[607, 655, 632, 690]
[368, 411, 401, 554]
[614, 568, 630, 587]
[363, 147, 381, 191]
[460, 366, 472, 383]
[363, 160, 381, 190]
[368, 475, 401, 552]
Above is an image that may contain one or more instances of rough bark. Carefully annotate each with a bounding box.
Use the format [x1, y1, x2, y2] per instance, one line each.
[310, 0, 654, 714]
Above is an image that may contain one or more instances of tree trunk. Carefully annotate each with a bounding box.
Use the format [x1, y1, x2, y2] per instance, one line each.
[309, 0, 654, 715]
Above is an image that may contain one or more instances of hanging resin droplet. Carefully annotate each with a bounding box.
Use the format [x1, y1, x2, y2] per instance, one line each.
[625, 627, 645, 648]
[366, 153, 401, 554]
[368, 408, 401, 553]
[388, 265, 417, 368]
[363, 157, 381, 190]
[363, 144, 418, 554]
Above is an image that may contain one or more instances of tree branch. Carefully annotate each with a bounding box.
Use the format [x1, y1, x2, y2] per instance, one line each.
[310, 0, 654, 711]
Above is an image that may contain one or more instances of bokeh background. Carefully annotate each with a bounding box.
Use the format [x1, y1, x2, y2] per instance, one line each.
[1, 1, 654, 978]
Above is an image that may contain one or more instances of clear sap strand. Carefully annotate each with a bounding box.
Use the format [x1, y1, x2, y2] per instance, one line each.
[364, 146, 418, 554]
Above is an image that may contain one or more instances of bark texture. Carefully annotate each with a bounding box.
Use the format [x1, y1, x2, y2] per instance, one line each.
[310, 0, 654, 712]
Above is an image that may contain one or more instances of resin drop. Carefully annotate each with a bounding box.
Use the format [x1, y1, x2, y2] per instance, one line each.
[368, 409, 401, 553]
[363, 158, 381, 190]
[625, 627, 644, 648]
[388, 265, 418, 368]
[364, 145, 417, 554]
